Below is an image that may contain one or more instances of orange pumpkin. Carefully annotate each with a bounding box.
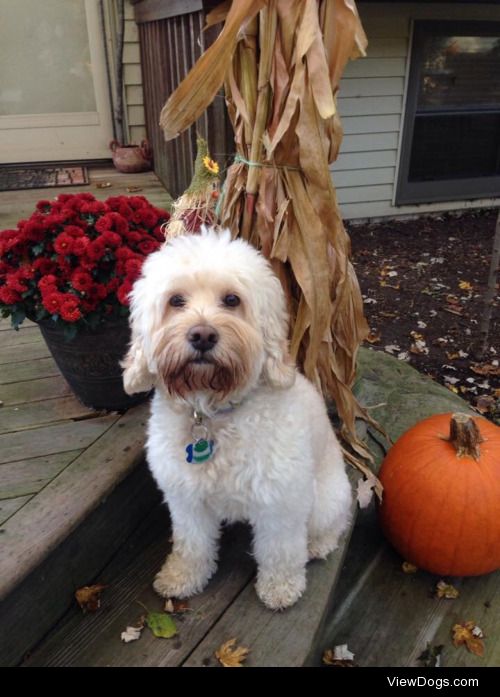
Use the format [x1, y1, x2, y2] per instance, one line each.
[379, 412, 500, 576]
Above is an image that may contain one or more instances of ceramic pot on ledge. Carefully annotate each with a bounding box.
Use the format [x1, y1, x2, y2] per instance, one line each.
[110, 140, 153, 174]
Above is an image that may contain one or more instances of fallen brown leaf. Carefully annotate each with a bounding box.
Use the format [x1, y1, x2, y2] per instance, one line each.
[452, 621, 485, 656]
[402, 561, 418, 574]
[470, 363, 500, 376]
[126, 186, 143, 192]
[75, 583, 108, 612]
[95, 181, 112, 189]
[475, 395, 495, 414]
[365, 330, 381, 344]
[435, 580, 460, 599]
[322, 647, 355, 667]
[215, 638, 250, 668]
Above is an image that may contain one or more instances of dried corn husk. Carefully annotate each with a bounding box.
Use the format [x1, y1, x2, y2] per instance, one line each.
[159, 0, 384, 478]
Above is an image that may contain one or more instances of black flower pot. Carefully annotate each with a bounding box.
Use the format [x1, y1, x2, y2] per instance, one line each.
[37, 318, 150, 411]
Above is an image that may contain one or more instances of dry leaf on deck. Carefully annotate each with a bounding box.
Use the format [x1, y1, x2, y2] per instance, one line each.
[126, 186, 143, 193]
[215, 638, 250, 667]
[435, 580, 460, 599]
[402, 561, 418, 574]
[121, 620, 144, 643]
[95, 182, 112, 189]
[323, 645, 355, 667]
[75, 583, 108, 612]
[452, 621, 485, 656]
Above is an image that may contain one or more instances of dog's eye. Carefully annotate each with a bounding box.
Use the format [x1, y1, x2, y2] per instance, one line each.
[169, 294, 186, 308]
[223, 294, 240, 308]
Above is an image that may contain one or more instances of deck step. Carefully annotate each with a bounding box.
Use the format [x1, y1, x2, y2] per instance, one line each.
[0, 402, 158, 667]
[22, 482, 357, 668]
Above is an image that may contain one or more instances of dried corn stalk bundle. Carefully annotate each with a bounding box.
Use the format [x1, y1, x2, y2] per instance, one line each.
[160, 0, 382, 473]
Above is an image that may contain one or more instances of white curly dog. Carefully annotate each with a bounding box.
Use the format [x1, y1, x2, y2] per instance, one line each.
[122, 229, 351, 610]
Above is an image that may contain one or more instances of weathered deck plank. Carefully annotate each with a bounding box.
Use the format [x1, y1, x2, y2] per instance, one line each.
[0, 451, 82, 499]
[0, 341, 49, 365]
[0, 495, 32, 525]
[0, 356, 60, 384]
[0, 397, 97, 435]
[24, 512, 257, 667]
[0, 326, 41, 348]
[0, 376, 71, 406]
[0, 415, 118, 464]
[0, 403, 148, 601]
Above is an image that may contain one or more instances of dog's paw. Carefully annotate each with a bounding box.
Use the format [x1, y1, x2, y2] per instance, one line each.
[308, 530, 340, 560]
[255, 569, 306, 610]
[153, 552, 215, 598]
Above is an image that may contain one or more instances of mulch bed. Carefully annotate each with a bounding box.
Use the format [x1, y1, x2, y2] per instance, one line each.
[347, 208, 499, 424]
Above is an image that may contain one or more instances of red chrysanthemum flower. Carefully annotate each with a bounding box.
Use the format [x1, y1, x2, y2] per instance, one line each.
[124, 257, 143, 281]
[87, 238, 107, 261]
[42, 291, 64, 314]
[38, 274, 58, 293]
[137, 238, 159, 255]
[53, 232, 74, 255]
[0, 285, 21, 304]
[59, 295, 82, 322]
[36, 199, 52, 212]
[6, 271, 29, 293]
[100, 231, 122, 249]
[33, 259, 55, 274]
[71, 270, 93, 293]
[72, 236, 90, 256]
[117, 280, 133, 306]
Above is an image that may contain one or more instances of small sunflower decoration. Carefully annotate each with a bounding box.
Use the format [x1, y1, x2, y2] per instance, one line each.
[203, 155, 219, 176]
[164, 136, 220, 239]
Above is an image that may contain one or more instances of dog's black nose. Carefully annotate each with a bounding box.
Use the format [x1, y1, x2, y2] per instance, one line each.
[188, 325, 219, 353]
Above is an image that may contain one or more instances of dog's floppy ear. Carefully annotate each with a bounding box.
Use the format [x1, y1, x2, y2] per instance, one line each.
[121, 337, 155, 395]
[259, 274, 296, 389]
[121, 272, 156, 395]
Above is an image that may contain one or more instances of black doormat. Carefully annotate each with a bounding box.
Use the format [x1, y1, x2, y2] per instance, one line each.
[0, 166, 89, 192]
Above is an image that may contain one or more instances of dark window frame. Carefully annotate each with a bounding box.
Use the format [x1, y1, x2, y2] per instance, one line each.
[396, 20, 500, 205]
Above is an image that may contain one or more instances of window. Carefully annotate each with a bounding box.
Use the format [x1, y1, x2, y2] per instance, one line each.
[396, 21, 500, 205]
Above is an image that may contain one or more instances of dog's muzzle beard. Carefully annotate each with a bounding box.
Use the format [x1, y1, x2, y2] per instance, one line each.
[166, 357, 242, 399]
[155, 345, 252, 400]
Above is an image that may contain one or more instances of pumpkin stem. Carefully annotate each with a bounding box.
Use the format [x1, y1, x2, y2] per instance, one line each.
[448, 413, 483, 460]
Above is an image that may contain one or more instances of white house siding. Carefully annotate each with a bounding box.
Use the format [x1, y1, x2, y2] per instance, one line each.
[123, 0, 146, 144]
[333, 2, 500, 220]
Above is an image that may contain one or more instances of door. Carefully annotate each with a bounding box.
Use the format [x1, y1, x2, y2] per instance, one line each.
[0, 0, 114, 163]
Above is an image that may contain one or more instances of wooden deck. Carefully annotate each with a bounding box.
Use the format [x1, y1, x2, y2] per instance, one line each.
[0, 168, 355, 667]
[0, 315, 355, 667]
